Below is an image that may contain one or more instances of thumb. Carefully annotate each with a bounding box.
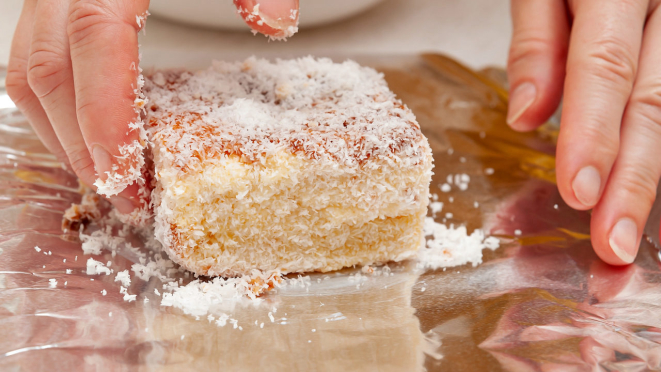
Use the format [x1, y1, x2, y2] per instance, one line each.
[233, 0, 299, 39]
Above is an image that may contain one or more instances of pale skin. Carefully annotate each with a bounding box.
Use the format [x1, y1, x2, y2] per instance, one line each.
[6, 0, 661, 266]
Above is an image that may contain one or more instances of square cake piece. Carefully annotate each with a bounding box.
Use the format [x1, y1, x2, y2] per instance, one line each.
[144, 57, 433, 277]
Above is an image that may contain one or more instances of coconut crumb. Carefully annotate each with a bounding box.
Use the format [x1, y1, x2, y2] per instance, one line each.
[120, 286, 137, 302]
[430, 202, 443, 215]
[62, 192, 102, 232]
[86, 258, 112, 275]
[115, 270, 131, 287]
[417, 217, 500, 269]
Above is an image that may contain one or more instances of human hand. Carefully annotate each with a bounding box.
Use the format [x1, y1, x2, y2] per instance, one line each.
[6, 0, 299, 216]
[507, 0, 661, 265]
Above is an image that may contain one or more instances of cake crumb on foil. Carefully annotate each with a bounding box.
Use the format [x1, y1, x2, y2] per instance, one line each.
[86, 258, 112, 275]
[115, 270, 131, 287]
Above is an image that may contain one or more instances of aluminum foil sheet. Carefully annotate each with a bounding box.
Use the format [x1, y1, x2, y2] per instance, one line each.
[1, 54, 661, 371]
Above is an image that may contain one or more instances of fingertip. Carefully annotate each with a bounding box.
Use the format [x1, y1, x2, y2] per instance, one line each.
[234, 0, 299, 38]
[108, 195, 138, 214]
[108, 183, 143, 215]
[571, 166, 602, 208]
[555, 137, 607, 212]
[590, 197, 643, 266]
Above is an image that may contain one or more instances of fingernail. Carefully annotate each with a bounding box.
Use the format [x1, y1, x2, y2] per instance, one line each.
[92, 145, 113, 181]
[507, 82, 537, 127]
[609, 218, 638, 264]
[109, 196, 137, 214]
[572, 166, 601, 207]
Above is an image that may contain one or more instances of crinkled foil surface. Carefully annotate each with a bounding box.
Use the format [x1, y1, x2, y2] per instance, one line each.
[1, 54, 661, 371]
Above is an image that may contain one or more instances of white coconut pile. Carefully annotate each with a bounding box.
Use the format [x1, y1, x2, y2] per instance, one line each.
[418, 217, 500, 269]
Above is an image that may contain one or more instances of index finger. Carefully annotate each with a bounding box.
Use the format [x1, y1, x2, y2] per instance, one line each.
[67, 0, 150, 197]
[556, 0, 647, 210]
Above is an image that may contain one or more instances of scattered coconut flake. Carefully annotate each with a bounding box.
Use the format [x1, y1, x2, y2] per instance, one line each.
[34, 246, 41, 252]
[120, 286, 136, 302]
[440, 184, 451, 193]
[101, 289, 107, 296]
[48, 279, 57, 288]
[66, 269, 72, 274]
[430, 202, 443, 215]
[361, 265, 374, 274]
[115, 270, 131, 287]
[86, 258, 112, 275]
[485, 168, 494, 175]
[514, 229, 522, 236]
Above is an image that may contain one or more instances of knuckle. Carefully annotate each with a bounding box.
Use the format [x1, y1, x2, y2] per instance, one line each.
[586, 38, 637, 86]
[67, 146, 96, 181]
[508, 33, 565, 67]
[630, 81, 661, 129]
[576, 123, 621, 159]
[52, 149, 71, 168]
[616, 167, 658, 208]
[26, 47, 69, 98]
[5, 59, 33, 106]
[68, 0, 131, 47]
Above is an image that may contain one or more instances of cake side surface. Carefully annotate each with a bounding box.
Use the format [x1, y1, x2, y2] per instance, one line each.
[145, 57, 433, 276]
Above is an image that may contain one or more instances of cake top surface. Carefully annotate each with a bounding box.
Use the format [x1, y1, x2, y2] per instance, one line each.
[144, 57, 426, 172]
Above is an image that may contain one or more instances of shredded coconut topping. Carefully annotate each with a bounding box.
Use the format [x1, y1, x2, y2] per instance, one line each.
[144, 57, 425, 174]
[86, 258, 112, 275]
